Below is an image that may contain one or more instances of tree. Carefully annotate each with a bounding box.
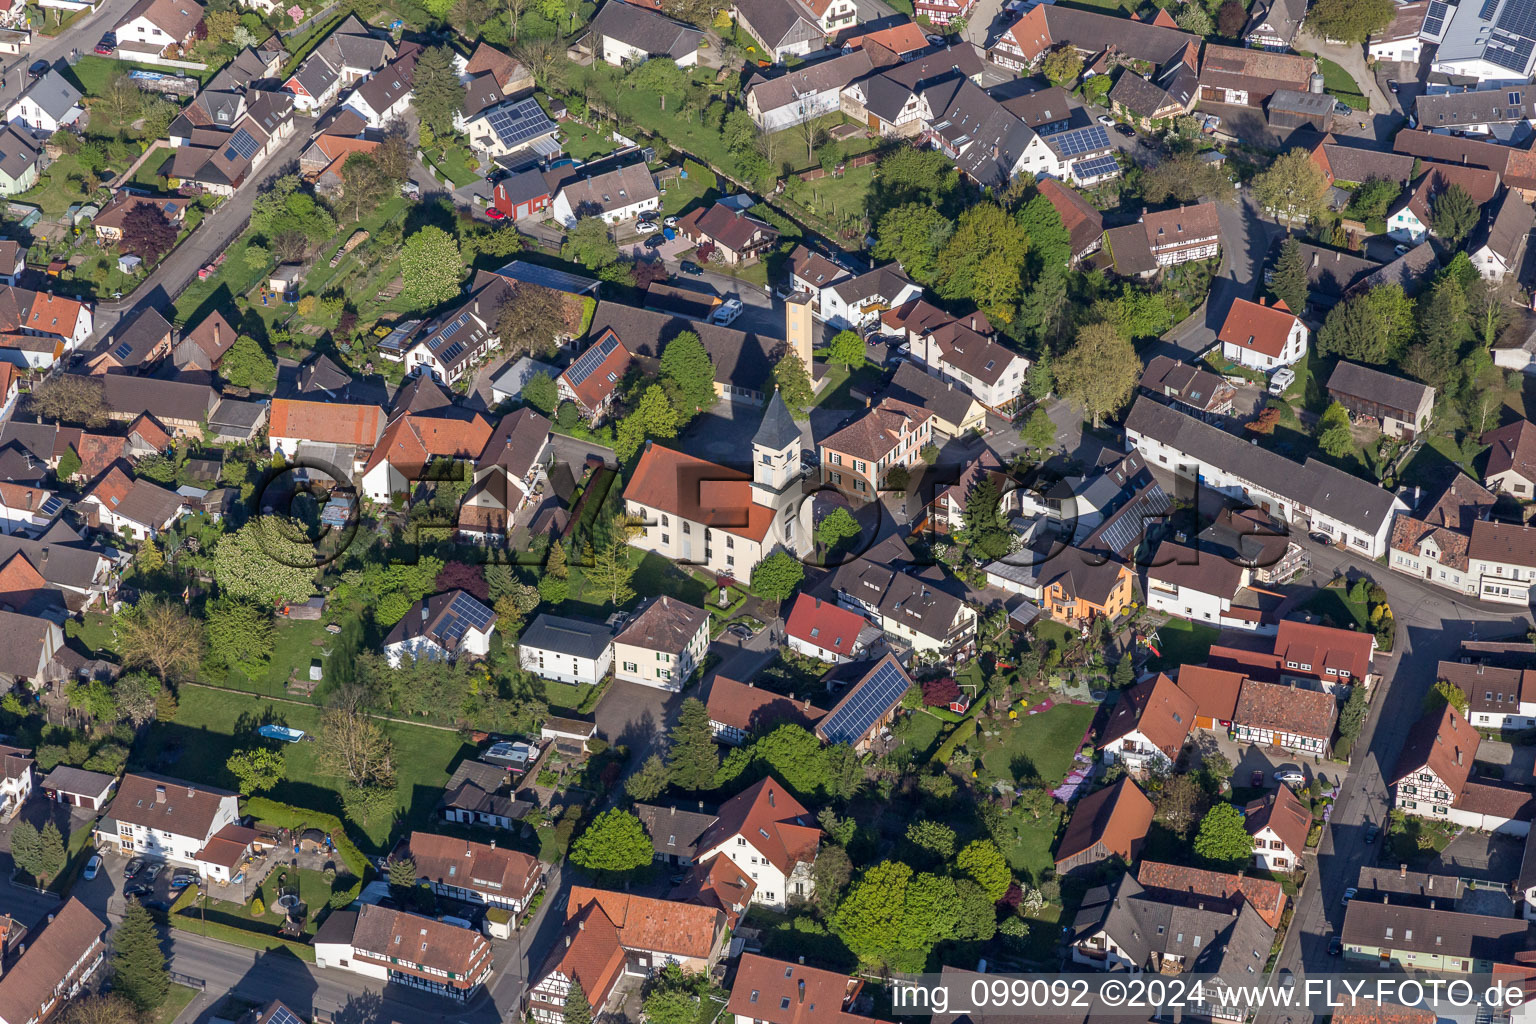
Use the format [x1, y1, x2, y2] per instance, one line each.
[1141, 153, 1231, 205]
[1318, 284, 1415, 364]
[563, 216, 620, 272]
[614, 384, 681, 461]
[816, 506, 862, 553]
[496, 282, 568, 357]
[1216, 0, 1247, 35]
[213, 518, 317, 605]
[1020, 407, 1055, 453]
[936, 203, 1030, 324]
[30, 374, 103, 425]
[522, 370, 558, 414]
[62, 994, 142, 1024]
[206, 597, 275, 677]
[11, 820, 63, 883]
[828, 330, 866, 370]
[1316, 401, 1354, 458]
[1056, 322, 1138, 427]
[1308, 0, 1394, 43]
[1251, 149, 1330, 224]
[317, 690, 395, 790]
[667, 698, 719, 790]
[68, 679, 117, 722]
[1346, 176, 1401, 221]
[546, 541, 569, 580]
[338, 151, 394, 223]
[226, 746, 285, 795]
[659, 331, 717, 415]
[413, 45, 467, 139]
[772, 350, 815, 411]
[1193, 803, 1254, 867]
[114, 673, 161, 728]
[388, 855, 418, 891]
[586, 532, 636, 606]
[570, 808, 653, 876]
[750, 551, 804, 601]
[565, 980, 593, 1024]
[626, 753, 671, 801]
[961, 475, 1013, 560]
[1174, 4, 1212, 34]
[874, 204, 954, 285]
[643, 989, 700, 1024]
[832, 861, 959, 971]
[905, 819, 956, 860]
[1018, 191, 1071, 271]
[401, 226, 463, 310]
[116, 599, 204, 682]
[1432, 183, 1479, 243]
[56, 445, 82, 481]
[111, 900, 169, 1011]
[220, 335, 277, 391]
[956, 839, 1011, 899]
[1157, 773, 1207, 835]
[1339, 685, 1368, 740]
[120, 203, 177, 262]
[1270, 237, 1309, 316]
[1041, 46, 1083, 85]
[1426, 679, 1470, 715]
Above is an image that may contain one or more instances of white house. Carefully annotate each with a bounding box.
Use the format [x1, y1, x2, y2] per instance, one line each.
[114, 0, 205, 53]
[341, 55, 415, 129]
[1217, 297, 1308, 374]
[1145, 540, 1272, 633]
[1096, 674, 1195, 777]
[315, 904, 494, 1003]
[1391, 703, 1534, 836]
[1244, 785, 1309, 874]
[518, 613, 615, 685]
[5, 70, 81, 133]
[611, 596, 709, 691]
[0, 743, 33, 822]
[904, 317, 1030, 411]
[1467, 189, 1534, 283]
[458, 408, 551, 541]
[587, 0, 702, 67]
[79, 467, 186, 541]
[98, 773, 240, 871]
[783, 593, 868, 664]
[692, 777, 819, 908]
[359, 413, 493, 505]
[0, 480, 63, 536]
[550, 163, 660, 228]
[1466, 520, 1536, 605]
[382, 591, 497, 667]
[814, 264, 923, 330]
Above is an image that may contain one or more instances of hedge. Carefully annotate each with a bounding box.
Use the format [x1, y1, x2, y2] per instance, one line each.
[933, 718, 977, 763]
[243, 797, 372, 880]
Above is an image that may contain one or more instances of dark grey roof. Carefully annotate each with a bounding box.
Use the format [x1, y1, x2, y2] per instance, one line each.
[1244, 0, 1306, 44]
[883, 44, 985, 89]
[1124, 397, 1402, 536]
[296, 354, 352, 395]
[1109, 70, 1172, 119]
[1352, 240, 1438, 298]
[18, 70, 81, 122]
[734, 0, 822, 50]
[99, 373, 218, 422]
[588, 301, 774, 396]
[633, 801, 718, 858]
[1325, 361, 1434, 417]
[752, 390, 799, 452]
[882, 361, 981, 430]
[519, 613, 615, 659]
[0, 126, 39, 180]
[1105, 223, 1158, 276]
[1078, 874, 1275, 981]
[1469, 187, 1535, 263]
[1341, 901, 1532, 960]
[590, 0, 703, 59]
[39, 765, 115, 796]
[206, 397, 267, 436]
[1268, 88, 1334, 116]
[1286, 241, 1378, 306]
[1416, 84, 1536, 128]
[1521, 826, 1536, 893]
[0, 534, 106, 592]
[102, 307, 173, 368]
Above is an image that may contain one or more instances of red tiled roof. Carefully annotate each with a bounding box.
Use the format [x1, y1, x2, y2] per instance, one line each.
[1274, 620, 1373, 680]
[705, 675, 826, 735]
[821, 397, 932, 463]
[1173, 665, 1244, 722]
[698, 777, 820, 875]
[1217, 297, 1298, 359]
[669, 853, 756, 928]
[533, 902, 626, 1014]
[1243, 783, 1311, 855]
[624, 443, 774, 542]
[727, 954, 883, 1024]
[404, 831, 543, 902]
[363, 412, 493, 477]
[1098, 673, 1196, 760]
[559, 329, 632, 413]
[1391, 703, 1475, 793]
[567, 886, 723, 960]
[0, 899, 104, 1024]
[1055, 777, 1154, 865]
[1135, 860, 1287, 929]
[1234, 679, 1337, 739]
[843, 21, 928, 53]
[784, 594, 866, 655]
[268, 399, 383, 446]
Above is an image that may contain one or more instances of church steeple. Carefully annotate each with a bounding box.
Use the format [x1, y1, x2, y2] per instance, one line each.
[751, 389, 800, 509]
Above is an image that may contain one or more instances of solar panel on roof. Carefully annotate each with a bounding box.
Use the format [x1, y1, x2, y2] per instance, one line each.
[1051, 124, 1111, 157]
[1485, 34, 1535, 70]
[1482, 0, 1501, 20]
[429, 317, 465, 351]
[1072, 155, 1120, 182]
[267, 1008, 304, 1024]
[1424, 0, 1449, 33]
[227, 129, 259, 160]
[450, 590, 494, 630]
[1499, 0, 1536, 38]
[565, 333, 619, 388]
[819, 659, 910, 746]
[484, 99, 556, 147]
[112, 341, 132, 359]
[441, 341, 465, 363]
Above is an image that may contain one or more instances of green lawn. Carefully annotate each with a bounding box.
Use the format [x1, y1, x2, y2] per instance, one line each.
[812, 359, 884, 410]
[1034, 619, 1078, 652]
[131, 686, 470, 853]
[1301, 584, 1370, 631]
[423, 145, 480, 189]
[1147, 619, 1221, 673]
[66, 612, 116, 656]
[974, 702, 1095, 790]
[562, 125, 618, 163]
[1303, 53, 1367, 108]
[219, 619, 335, 699]
[564, 549, 710, 618]
[64, 55, 215, 96]
[149, 983, 199, 1024]
[891, 709, 946, 764]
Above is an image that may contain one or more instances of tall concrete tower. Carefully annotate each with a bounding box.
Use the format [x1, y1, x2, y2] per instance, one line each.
[785, 292, 814, 370]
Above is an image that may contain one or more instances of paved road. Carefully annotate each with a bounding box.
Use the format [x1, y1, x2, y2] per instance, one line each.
[1256, 538, 1531, 1024]
[1149, 188, 1284, 363]
[0, 0, 142, 104]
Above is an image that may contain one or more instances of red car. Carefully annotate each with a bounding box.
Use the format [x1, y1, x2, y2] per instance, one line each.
[485, 207, 506, 220]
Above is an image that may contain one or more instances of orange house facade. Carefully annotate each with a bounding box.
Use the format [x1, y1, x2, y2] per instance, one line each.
[818, 398, 934, 504]
[1043, 560, 1134, 626]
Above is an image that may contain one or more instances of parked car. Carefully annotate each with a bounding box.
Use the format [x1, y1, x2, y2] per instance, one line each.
[1250, 770, 1264, 788]
[663, 215, 678, 227]
[1096, 114, 1114, 125]
[485, 207, 506, 221]
[1388, 80, 1400, 93]
[124, 858, 145, 880]
[124, 882, 152, 899]
[726, 623, 754, 640]
[170, 870, 198, 890]
[94, 33, 116, 55]
[1267, 367, 1295, 395]
[400, 181, 421, 199]
[1334, 101, 1353, 115]
[1364, 822, 1379, 844]
[27, 59, 49, 78]
[83, 854, 101, 880]
[1273, 767, 1306, 786]
[141, 862, 164, 882]
[1340, 886, 1358, 907]
[1310, 531, 1333, 545]
[801, 448, 820, 468]
[680, 260, 703, 276]
[636, 220, 658, 234]
[1393, 243, 1411, 256]
[1114, 123, 1135, 137]
[644, 234, 666, 248]
[1328, 936, 1343, 956]
[711, 298, 744, 325]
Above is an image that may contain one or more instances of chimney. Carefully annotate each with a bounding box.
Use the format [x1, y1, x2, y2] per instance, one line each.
[798, 956, 805, 965]
[578, 921, 585, 931]
[1400, 864, 1408, 877]
[155, 785, 166, 803]
[799, 980, 806, 1004]
[1311, 253, 1319, 268]
[670, 806, 676, 816]
[1456, 749, 1463, 766]
[565, 935, 572, 948]
[768, 788, 776, 807]
[40, 546, 47, 564]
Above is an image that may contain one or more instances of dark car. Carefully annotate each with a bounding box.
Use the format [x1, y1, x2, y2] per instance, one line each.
[124, 857, 146, 879]
[143, 897, 172, 912]
[141, 862, 164, 882]
[170, 869, 198, 890]
[27, 59, 49, 78]
[94, 32, 116, 54]
[1328, 936, 1343, 956]
[1364, 822, 1379, 844]
[1114, 123, 1135, 137]
[124, 882, 152, 899]
[1388, 80, 1400, 93]
[1250, 770, 1264, 788]
[644, 234, 666, 248]
[680, 260, 703, 276]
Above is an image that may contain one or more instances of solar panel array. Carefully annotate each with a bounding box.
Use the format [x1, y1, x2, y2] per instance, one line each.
[227, 129, 259, 160]
[112, 341, 132, 359]
[1484, 0, 1536, 71]
[266, 1007, 304, 1024]
[484, 98, 557, 148]
[1423, 0, 1449, 34]
[1051, 124, 1111, 157]
[819, 659, 910, 746]
[566, 333, 619, 387]
[1072, 155, 1120, 182]
[1482, 0, 1501, 21]
[1093, 485, 1172, 556]
[429, 317, 465, 352]
[436, 590, 496, 645]
[1485, 32, 1534, 71]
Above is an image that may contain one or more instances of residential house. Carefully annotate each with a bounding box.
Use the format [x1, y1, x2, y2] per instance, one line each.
[1326, 361, 1435, 439]
[518, 613, 615, 685]
[0, 240, 23, 287]
[401, 279, 508, 386]
[692, 776, 819, 907]
[38, 765, 115, 812]
[314, 904, 494, 1002]
[746, 50, 880, 131]
[904, 317, 1030, 412]
[461, 95, 559, 163]
[784, 593, 869, 663]
[1342, 901, 1534, 974]
[1104, 202, 1221, 277]
[819, 397, 933, 503]
[458, 407, 551, 540]
[1482, 419, 1536, 496]
[1367, 0, 1429, 62]
[814, 653, 914, 753]
[78, 466, 185, 541]
[1136, 860, 1288, 930]
[1309, 137, 1415, 187]
[267, 399, 383, 474]
[491, 167, 554, 221]
[341, 52, 416, 129]
[1071, 875, 1275, 1007]
[0, 743, 31, 821]
[635, 802, 719, 866]
[678, 202, 779, 266]
[814, 263, 922, 330]
[0, 481, 65, 537]
[840, 21, 929, 60]
[1108, 50, 1200, 130]
[1207, 620, 1374, 695]
[1198, 45, 1315, 107]
[1053, 777, 1155, 877]
[589, 300, 779, 406]
[1243, 0, 1306, 49]
[1139, 355, 1236, 419]
[550, 163, 659, 228]
[915, 0, 975, 25]
[0, 127, 41, 195]
[1415, 84, 1536, 137]
[1395, 128, 1536, 200]
[1390, 165, 1502, 243]
[989, 5, 1197, 73]
[1244, 784, 1310, 873]
[438, 759, 533, 831]
[556, 329, 631, 425]
[1467, 189, 1534, 282]
[1438, 656, 1536, 732]
[280, 15, 393, 112]
[926, 449, 1013, 534]
[398, 832, 544, 913]
[6, 70, 81, 133]
[113, 0, 203, 54]
[704, 675, 826, 745]
[879, 360, 986, 437]
[86, 307, 173, 375]
[566, 887, 727, 972]
[97, 772, 241, 873]
[1466, 519, 1536, 605]
[1097, 673, 1196, 775]
[1276, 241, 1379, 314]
[1035, 178, 1104, 265]
[1217, 297, 1308, 374]
[462, 43, 533, 96]
[360, 412, 493, 503]
[0, 531, 113, 613]
[1389, 473, 1497, 595]
[1145, 540, 1277, 632]
[726, 955, 877, 1024]
[1125, 397, 1406, 557]
[588, 1, 702, 66]
[1267, 88, 1336, 132]
[0, 610, 62, 690]
[1231, 679, 1337, 755]
[383, 591, 497, 668]
[527, 902, 627, 1024]
[91, 191, 189, 245]
[732, 0, 827, 62]
[612, 596, 710, 691]
[173, 310, 238, 372]
[0, 899, 106, 1024]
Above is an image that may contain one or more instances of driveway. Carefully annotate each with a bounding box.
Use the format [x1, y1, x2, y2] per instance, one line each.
[962, 0, 1011, 48]
[592, 680, 684, 773]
